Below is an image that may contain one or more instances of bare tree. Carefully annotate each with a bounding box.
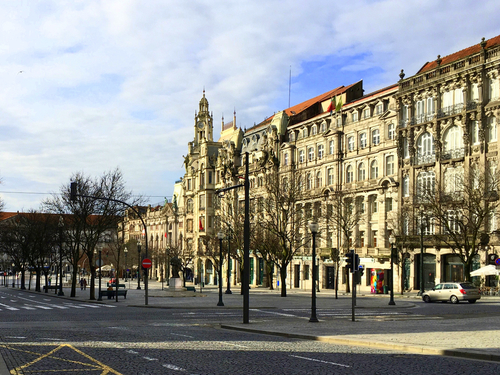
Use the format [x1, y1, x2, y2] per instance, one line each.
[418, 165, 500, 281]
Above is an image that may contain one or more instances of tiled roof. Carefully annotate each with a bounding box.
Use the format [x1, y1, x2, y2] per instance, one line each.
[417, 35, 500, 74]
[347, 84, 398, 106]
[223, 121, 234, 130]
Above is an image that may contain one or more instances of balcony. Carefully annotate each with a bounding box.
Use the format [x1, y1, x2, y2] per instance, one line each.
[441, 148, 465, 161]
[437, 103, 464, 119]
[414, 153, 436, 165]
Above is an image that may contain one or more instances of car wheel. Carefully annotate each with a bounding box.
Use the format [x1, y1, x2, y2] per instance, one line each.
[468, 299, 477, 304]
[450, 295, 459, 304]
[423, 295, 431, 303]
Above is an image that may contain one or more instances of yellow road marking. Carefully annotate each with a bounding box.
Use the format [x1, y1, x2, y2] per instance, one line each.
[0, 343, 122, 374]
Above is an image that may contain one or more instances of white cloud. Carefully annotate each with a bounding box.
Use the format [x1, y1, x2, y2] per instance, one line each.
[0, 0, 499, 211]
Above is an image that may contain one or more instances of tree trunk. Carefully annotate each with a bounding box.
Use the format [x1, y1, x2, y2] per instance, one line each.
[335, 261, 339, 299]
[345, 267, 350, 294]
[280, 269, 287, 297]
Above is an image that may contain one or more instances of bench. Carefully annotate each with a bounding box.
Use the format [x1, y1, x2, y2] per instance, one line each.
[186, 286, 196, 292]
[99, 289, 128, 299]
[43, 285, 58, 291]
[107, 283, 126, 288]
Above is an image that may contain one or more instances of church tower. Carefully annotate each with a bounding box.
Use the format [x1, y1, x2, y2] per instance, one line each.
[194, 90, 213, 143]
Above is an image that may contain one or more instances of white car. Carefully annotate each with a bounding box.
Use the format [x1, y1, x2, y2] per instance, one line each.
[422, 282, 481, 304]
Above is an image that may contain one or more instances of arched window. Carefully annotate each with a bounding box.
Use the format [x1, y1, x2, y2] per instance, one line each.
[386, 155, 395, 175]
[318, 144, 324, 159]
[328, 168, 334, 185]
[346, 165, 353, 183]
[370, 160, 378, 179]
[416, 132, 435, 164]
[443, 126, 464, 152]
[358, 163, 366, 181]
[489, 117, 497, 142]
[417, 171, 435, 198]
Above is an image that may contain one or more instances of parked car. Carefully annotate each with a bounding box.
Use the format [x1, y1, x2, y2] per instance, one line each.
[422, 282, 481, 304]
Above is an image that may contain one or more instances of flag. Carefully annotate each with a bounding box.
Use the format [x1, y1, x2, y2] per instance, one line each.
[336, 97, 343, 112]
[327, 97, 334, 114]
[199, 218, 204, 231]
[164, 232, 167, 238]
[142, 228, 145, 236]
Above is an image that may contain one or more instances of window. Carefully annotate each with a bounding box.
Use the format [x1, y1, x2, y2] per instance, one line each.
[489, 76, 499, 101]
[372, 129, 380, 145]
[386, 198, 393, 211]
[284, 152, 289, 166]
[336, 116, 342, 127]
[321, 121, 327, 132]
[328, 168, 334, 185]
[289, 132, 295, 142]
[443, 125, 464, 154]
[472, 121, 480, 145]
[376, 103, 383, 115]
[352, 112, 358, 122]
[208, 171, 213, 184]
[372, 230, 378, 247]
[401, 105, 409, 126]
[187, 199, 194, 213]
[358, 163, 366, 181]
[471, 83, 480, 101]
[299, 149, 305, 163]
[386, 155, 395, 175]
[417, 132, 435, 163]
[308, 147, 315, 161]
[444, 166, 464, 194]
[403, 175, 410, 197]
[318, 144, 324, 159]
[402, 137, 409, 159]
[359, 231, 365, 247]
[187, 179, 192, 190]
[302, 128, 308, 138]
[370, 160, 378, 179]
[348, 136, 355, 151]
[489, 117, 497, 142]
[371, 198, 378, 213]
[304, 265, 310, 280]
[415, 99, 425, 124]
[187, 219, 193, 233]
[307, 173, 313, 190]
[329, 140, 334, 154]
[363, 108, 370, 119]
[359, 133, 367, 148]
[388, 123, 395, 139]
[417, 171, 436, 198]
[311, 125, 318, 135]
[426, 97, 435, 120]
[316, 171, 322, 188]
[346, 165, 353, 183]
[199, 194, 205, 209]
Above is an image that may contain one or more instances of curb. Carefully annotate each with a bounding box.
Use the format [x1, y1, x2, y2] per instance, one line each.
[220, 324, 500, 363]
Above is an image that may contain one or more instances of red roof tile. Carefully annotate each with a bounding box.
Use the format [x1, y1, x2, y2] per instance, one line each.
[417, 35, 500, 74]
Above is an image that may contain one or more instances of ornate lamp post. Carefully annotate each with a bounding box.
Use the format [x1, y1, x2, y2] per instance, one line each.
[97, 245, 103, 301]
[137, 240, 142, 290]
[58, 216, 65, 296]
[309, 221, 319, 323]
[388, 233, 396, 306]
[225, 231, 232, 294]
[217, 231, 224, 307]
[418, 206, 425, 296]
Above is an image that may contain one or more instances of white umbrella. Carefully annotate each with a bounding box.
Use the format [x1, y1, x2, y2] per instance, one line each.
[470, 265, 500, 277]
[100, 265, 112, 271]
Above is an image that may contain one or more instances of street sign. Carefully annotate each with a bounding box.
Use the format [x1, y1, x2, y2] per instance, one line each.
[142, 258, 152, 269]
[96, 260, 103, 267]
[495, 257, 500, 266]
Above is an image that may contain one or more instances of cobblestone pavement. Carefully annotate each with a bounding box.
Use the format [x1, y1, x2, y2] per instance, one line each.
[1, 280, 500, 373]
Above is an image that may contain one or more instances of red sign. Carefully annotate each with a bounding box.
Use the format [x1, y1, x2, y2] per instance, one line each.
[142, 258, 152, 269]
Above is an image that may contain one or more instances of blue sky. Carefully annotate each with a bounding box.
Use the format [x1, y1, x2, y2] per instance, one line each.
[0, 0, 499, 211]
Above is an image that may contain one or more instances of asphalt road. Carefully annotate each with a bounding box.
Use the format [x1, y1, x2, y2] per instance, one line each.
[1, 288, 500, 374]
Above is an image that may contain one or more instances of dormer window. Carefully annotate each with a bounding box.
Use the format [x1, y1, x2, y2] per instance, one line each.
[363, 108, 370, 119]
[311, 125, 318, 135]
[321, 121, 327, 132]
[352, 112, 358, 122]
[376, 103, 383, 115]
[289, 132, 295, 142]
[303, 128, 308, 138]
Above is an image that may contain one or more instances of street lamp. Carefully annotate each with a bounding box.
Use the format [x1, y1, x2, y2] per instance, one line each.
[124, 247, 128, 282]
[217, 231, 224, 307]
[137, 240, 142, 290]
[225, 231, 232, 294]
[388, 233, 396, 306]
[308, 221, 319, 323]
[58, 216, 65, 296]
[418, 206, 425, 296]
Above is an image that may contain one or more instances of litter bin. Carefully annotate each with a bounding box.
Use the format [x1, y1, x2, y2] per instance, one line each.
[383, 285, 388, 294]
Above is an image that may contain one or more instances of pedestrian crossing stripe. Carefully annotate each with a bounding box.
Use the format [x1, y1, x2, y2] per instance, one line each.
[1, 343, 123, 374]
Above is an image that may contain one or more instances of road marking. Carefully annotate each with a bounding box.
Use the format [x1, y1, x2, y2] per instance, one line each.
[0, 303, 18, 311]
[33, 305, 53, 310]
[170, 333, 194, 338]
[290, 354, 350, 368]
[62, 303, 86, 309]
[251, 309, 299, 317]
[20, 305, 36, 310]
[126, 350, 139, 354]
[143, 356, 158, 361]
[163, 363, 186, 371]
[218, 342, 248, 348]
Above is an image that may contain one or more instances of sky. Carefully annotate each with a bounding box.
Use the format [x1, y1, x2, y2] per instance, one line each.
[0, 0, 499, 212]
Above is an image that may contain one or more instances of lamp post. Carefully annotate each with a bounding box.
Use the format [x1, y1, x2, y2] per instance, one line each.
[97, 245, 103, 301]
[388, 234, 396, 306]
[217, 231, 224, 307]
[418, 206, 425, 296]
[58, 216, 65, 296]
[309, 221, 319, 323]
[225, 232, 232, 294]
[137, 240, 142, 290]
[124, 247, 128, 282]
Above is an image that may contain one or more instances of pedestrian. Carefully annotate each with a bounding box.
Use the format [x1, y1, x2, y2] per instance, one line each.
[80, 278, 84, 290]
[48, 276, 52, 286]
[83, 278, 87, 290]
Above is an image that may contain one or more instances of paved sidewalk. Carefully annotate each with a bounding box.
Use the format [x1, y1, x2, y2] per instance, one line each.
[4, 280, 500, 364]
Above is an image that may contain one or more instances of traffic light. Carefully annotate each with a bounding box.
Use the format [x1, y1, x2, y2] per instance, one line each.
[354, 254, 360, 270]
[358, 265, 365, 277]
[345, 251, 354, 272]
[488, 253, 498, 265]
